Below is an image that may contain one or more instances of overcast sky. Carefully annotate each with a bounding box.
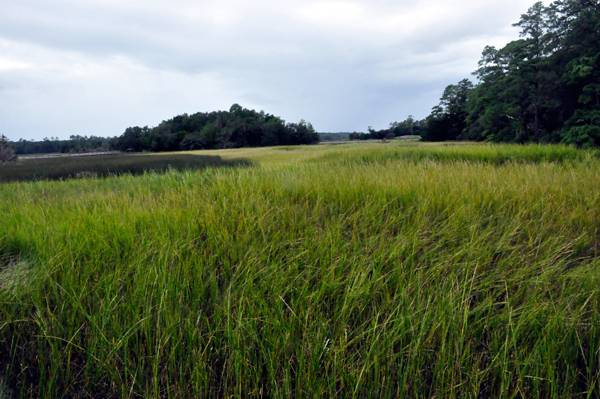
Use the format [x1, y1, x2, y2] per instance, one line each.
[0, 0, 535, 141]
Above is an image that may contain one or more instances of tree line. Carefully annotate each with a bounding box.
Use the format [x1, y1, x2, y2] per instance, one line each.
[6, 105, 320, 155]
[11, 135, 113, 155]
[113, 104, 319, 152]
[423, 0, 600, 147]
[349, 116, 426, 140]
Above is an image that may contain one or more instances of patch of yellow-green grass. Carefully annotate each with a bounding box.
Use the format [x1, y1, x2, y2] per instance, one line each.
[183, 141, 599, 167]
[0, 142, 599, 397]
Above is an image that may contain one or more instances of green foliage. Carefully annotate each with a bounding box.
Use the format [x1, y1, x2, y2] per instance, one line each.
[12, 135, 114, 155]
[114, 104, 319, 153]
[388, 115, 426, 137]
[349, 117, 426, 141]
[9, 105, 319, 156]
[349, 131, 369, 140]
[1, 142, 600, 397]
[561, 125, 600, 147]
[423, 79, 474, 142]
[425, 0, 600, 146]
[116, 126, 149, 152]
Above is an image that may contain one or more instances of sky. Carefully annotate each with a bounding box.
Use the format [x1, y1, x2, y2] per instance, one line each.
[0, 0, 536, 141]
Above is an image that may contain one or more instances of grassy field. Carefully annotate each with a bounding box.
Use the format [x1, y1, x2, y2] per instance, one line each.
[1, 142, 599, 398]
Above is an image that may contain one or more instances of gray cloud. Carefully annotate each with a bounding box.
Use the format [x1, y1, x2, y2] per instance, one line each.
[0, 0, 535, 140]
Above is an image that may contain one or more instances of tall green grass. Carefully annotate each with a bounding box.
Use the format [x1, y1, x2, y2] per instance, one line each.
[317, 142, 600, 165]
[0, 142, 599, 397]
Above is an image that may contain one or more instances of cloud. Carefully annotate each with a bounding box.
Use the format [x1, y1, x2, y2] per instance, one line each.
[0, 58, 33, 72]
[0, 0, 533, 140]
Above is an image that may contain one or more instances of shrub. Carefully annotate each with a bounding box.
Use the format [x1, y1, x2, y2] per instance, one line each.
[560, 125, 600, 148]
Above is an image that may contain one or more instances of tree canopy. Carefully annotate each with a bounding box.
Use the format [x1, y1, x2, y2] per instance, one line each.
[113, 104, 319, 152]
[425, 0, 600, 146]
[9, 105, 320, 155]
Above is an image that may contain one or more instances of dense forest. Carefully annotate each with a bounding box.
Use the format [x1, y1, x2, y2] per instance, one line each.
[8, 104, 320, 155]
[424, 0, 600, 146]
[112, 104, 319, 152]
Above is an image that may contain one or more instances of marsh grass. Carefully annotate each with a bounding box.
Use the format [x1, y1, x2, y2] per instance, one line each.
[0, 142, 599, 397]
[316, 141, 599, 165]
[0, 153, 252, 182]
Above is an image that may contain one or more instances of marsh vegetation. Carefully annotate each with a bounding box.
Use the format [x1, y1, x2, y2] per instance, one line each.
[0, 142, 599, 397]
[0, 153, 252, 183]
